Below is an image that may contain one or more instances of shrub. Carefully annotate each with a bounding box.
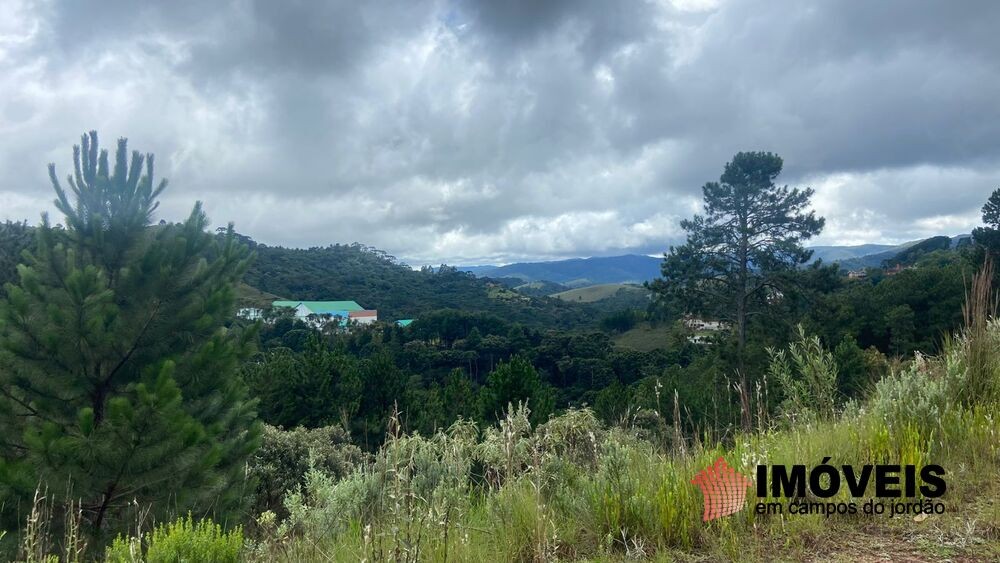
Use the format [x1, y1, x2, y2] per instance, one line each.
[960, 259, 1000, 405]
[280, 467, 377, 540]
[105, 515, 242, 563]
[956, 319, 1000, 406]
[585, 440, 654, 551]
[869, 352, 953, 439]
[867, 317, 1000, 442]
[535, 408, 604, 469]
[476, 402, 534, 488]
[767, 325, 838, 422]
[279, 416, 480, 561]
[248, 424, 365, 517]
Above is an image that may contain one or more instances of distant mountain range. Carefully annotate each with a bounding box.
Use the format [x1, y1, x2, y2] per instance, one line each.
[461, 235, 972, 287]
[807, 244, 897, 263]
[463, 254, 662, 288]
[836, 234, 971, 270]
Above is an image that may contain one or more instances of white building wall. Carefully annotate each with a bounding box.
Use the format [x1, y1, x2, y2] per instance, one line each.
[237, 307, 263, 320]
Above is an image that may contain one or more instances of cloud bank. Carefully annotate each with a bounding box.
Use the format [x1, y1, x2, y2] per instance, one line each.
[2, 0, 998, 264]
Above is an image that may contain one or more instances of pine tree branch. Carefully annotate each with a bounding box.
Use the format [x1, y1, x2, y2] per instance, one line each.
[102, 299, 162, 390]
[0, 384, 60, 425]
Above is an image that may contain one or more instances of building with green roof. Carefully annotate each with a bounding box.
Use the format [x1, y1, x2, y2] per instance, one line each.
[272, 300, 364, 313]
[272, 300, 376, 327]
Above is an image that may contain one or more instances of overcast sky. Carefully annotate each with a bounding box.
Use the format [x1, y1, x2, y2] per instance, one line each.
[2, 0, 998, 265]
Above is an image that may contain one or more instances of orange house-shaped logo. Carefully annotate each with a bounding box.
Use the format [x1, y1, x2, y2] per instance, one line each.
[691, 457, 753, 522]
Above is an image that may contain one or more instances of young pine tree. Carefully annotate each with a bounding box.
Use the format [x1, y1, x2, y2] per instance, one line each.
[0, 132, 260, 541]
[479, 356, 554, 425]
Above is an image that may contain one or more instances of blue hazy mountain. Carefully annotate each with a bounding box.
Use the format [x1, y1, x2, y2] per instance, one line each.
[807, 244, 897, 263]
[833, 235, 971, 270]
[461, 254, 662, 287]
[462, 235, 971, 288]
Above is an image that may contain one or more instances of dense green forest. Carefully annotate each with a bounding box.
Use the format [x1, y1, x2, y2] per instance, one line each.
[237, 247, 969, 449]
[1, 137, 998, 560]
[241, 242, 604, 328]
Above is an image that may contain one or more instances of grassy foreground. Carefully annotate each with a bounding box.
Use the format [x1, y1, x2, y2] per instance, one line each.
[240, 321, 999, 561]
[17, 306, 1000, 562]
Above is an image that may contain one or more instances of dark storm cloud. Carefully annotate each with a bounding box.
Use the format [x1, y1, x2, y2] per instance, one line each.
[1, 0, 998, 264]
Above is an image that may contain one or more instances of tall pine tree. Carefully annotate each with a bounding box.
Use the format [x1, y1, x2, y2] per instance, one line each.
[972, 187, 1000, 254]
[0, 132, 260, 540]
[649, 152, 824, 369]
